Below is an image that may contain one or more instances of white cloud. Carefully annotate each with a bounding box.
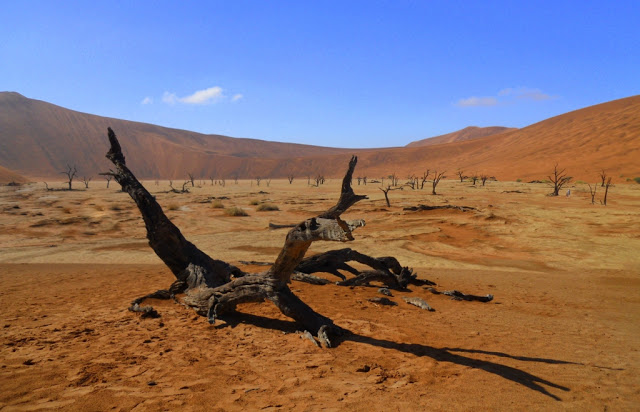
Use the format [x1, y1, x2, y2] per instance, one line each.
[161, 87, 229, 105]
[231, 93, 243, 102]
[141, 96, 153, 105]
[456, 96, 498, 107]
[180, 86, 224, 104]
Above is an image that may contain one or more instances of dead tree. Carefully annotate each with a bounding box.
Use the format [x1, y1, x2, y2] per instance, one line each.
[457, 170, 465, 183]
[287, 174, 294, 184]
[104, 175, 113, 188]
[432, 171, 446, 195]
[480, 175, 488, 186]
[548, 164, 572, 196]
[266, 178, 271, 187]
[61, 164, 77, 190]
[103, 128, 370, 345]
[587, 183, 597, 205]
[603, 177, 612, 206]
[81, 176, 92, 189]
[471, 174, 478, 186]
[599, 170, 607, 187]
[405, 175, 418, 190]
[379, 185, 403, 207]
[420, 170, 430, 189]
[256, 177, 261, 186]
[210, 177, 215, 186]
[362, 176, 367, 185]
[187, 173, 195, 187]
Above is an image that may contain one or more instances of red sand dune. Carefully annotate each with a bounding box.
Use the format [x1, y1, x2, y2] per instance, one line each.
[1, 92, 638, 182]
[405, 126, 516, 147]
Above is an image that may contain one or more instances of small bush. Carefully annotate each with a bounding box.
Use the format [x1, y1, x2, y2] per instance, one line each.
[167, 203, 179, 211]
[257, 203, 279, 211]
[211, 200, 224, 208]
[576, 180, 586, 184]
[225, 207, 248, 216]
[516, 178, 522, 182]
[248, 199, 260, 205]
[634, 177, 640, 184]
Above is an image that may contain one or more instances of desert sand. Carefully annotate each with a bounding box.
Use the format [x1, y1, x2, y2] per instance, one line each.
[1, 177, 639, 411]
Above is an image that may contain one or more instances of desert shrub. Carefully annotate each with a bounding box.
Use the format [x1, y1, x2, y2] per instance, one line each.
[225, 207, 248, 216]
[211, 200, 224, 208]
[634, 177, 640, 184]
[257, 203, 279, 211]
[576, 180, 586, 184]
[248, 199, 260, 205]
[167, 203, 179, 211]
[516, 178, 522, 182]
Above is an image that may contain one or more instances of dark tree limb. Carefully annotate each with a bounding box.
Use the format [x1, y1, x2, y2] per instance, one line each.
[104, 128, 367, 342]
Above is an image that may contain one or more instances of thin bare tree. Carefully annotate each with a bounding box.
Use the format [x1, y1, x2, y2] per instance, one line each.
[432, 171, 446, 195]
[61, 164, 77, 190]
[104, 175, 113, 188]
[256, 177, 261, 186]
[81, 176, 92, 188]
[379, 185, 403, 207]
[548, 164, 572, 196]
[187, 172, 195, 187]
[587, 183, 597, 205]
[420, 170, 430, 189]
[456, 170, 465, 183]
[480, 174, 488, 186]
[602, 177, 613, 205]
[287, 174, 294, 184]
[598, 170, 607, 187]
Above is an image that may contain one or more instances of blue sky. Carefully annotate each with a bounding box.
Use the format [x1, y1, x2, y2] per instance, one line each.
[2, 1, 639, 148]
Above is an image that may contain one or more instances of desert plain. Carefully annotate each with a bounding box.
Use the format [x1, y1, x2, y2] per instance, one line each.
[1, 176, 639, 411]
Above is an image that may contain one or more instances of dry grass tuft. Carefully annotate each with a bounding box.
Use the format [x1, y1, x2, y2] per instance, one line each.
[224, 206, 248, 216]
[256, 203, 279, 211]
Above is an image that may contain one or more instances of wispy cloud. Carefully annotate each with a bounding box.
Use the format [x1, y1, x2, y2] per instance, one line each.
[456, 96, 498, 107]
[141, 96, 153, 105]
[231, 93, 243, 102]
[457, 87, 557, 108]
[162, 86, 230, 105]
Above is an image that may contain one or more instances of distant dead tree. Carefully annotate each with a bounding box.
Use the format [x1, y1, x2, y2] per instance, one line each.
[187, 173, 195, 187]
[61, 164, 77, 190]
[357, 177, 362, 185]
[104, 175, 113, 188]
[210, 177, 215, 186]
[362, 176, 367, 185]
[420, 170, 430, 189]
[154, 180, 159, 186]
[232, 174, 238, 185]
[169, 180, 190, 193]
[81, 176, 92, 189]
[256, 177, 261, 186]
[389, 173, 399, 187]
[548, 164, 572, 196]
[219, 179, 226, 187]
[587, 183, 597, 205]
[313, 175, 325, 186]
[599, 170, 607, 187]
[457, 170, 465, 183]
[432, 171, 446, 195]
[471, 173, 478, 186]
[287, 174, 295, 184]
[480, 175, 488, 186]
[602, 177, 613, 206]
[43, 182, 51, 191]
[266, 178, 271, 187]
[405, 175, 418, 190]
[379, 185, 403, 207]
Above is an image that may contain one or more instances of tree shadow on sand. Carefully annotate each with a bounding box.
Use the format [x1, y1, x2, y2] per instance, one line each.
[217, 312, 574, 401]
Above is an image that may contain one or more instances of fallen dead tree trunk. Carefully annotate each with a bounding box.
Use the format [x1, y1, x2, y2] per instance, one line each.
[403, 205, 479, 212]
[102, 128, 493, 347]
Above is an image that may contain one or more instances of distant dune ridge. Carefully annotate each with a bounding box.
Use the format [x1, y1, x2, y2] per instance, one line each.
[0, 91, 638, 182]
[405, 126, 517, 147]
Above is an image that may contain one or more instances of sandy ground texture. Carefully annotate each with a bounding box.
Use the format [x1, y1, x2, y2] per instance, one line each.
[1, 178, 639, 411]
